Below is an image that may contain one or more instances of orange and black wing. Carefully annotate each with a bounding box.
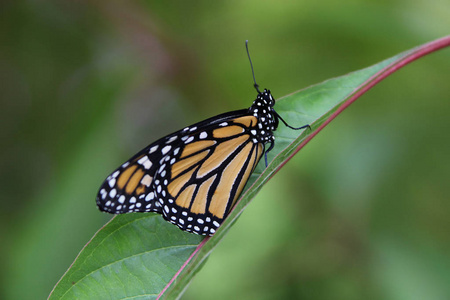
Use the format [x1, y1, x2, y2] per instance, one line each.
[96, 110, 264, 235]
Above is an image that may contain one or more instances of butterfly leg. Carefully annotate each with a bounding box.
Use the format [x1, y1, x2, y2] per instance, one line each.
[264, 140, 275, 167]
[273, 110, 311, 131]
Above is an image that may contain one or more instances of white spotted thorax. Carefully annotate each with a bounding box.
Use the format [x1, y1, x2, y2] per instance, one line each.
[249, 89, 279, 145]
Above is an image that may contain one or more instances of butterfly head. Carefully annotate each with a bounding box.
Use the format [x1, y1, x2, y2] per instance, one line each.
[256, 89, 275, 106]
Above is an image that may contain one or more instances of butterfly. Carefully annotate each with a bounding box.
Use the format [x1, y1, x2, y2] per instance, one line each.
[96, 41, 309, 235]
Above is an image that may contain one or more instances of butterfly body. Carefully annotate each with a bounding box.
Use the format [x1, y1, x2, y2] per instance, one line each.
[97, 89, 290, 235]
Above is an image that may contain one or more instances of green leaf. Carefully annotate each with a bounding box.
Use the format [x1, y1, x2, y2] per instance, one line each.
[49, 36, 450, 300]
[49, 214, 203, 300]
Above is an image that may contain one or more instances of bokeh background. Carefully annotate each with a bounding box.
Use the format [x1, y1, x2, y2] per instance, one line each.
[1, 1, 449, 300]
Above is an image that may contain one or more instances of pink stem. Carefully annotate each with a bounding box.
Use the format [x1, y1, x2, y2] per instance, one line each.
[157, 237, 210, 299]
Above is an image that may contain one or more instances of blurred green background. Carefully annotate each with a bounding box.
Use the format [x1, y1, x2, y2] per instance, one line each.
[1, 1, 449, 300]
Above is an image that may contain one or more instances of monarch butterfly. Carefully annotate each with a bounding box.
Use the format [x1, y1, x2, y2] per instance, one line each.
[96, 41, 309, 235]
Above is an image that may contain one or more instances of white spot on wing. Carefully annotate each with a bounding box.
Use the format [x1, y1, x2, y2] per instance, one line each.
[108, 178, 116, 188]
[141, 174, 152, 187]
[149, 145, 159, 153]
[145, 192, 154, 201]
[167, 136, 178, 143]
[162, 145, 171, 155]
[109, 189, 117, 198]
[138, 156, 152, 169]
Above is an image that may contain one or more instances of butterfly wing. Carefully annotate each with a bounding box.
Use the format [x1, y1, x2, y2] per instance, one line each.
[97, 110, 264, 235]
[96, 132, 177, 215]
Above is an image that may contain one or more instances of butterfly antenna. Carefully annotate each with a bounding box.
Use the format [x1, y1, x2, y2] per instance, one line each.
[246, 40, 261, 94]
